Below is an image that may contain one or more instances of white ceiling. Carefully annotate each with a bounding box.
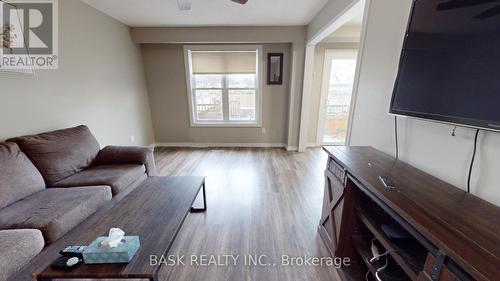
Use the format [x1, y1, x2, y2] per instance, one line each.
[82, 0, 329, 27]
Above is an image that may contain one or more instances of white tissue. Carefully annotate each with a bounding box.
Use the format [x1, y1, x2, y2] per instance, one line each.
[99, 228, 125, 248]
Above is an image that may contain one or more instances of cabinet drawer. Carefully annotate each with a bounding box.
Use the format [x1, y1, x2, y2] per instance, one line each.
[327, 158, 346, 183]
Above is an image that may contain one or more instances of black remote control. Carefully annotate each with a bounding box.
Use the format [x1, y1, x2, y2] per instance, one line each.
[379, 176, 396, 189]
[60, 245, 87, 258]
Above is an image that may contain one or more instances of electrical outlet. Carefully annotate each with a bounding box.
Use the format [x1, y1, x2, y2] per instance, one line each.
[262, 128, 266, 134]
[130, 135, 135, 143]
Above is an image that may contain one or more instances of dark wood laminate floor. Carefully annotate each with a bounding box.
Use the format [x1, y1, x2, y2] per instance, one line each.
[154, 147, 340, 281]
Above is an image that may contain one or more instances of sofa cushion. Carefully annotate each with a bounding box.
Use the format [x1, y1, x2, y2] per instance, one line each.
[7, 125, 100, 185]
[52, 164, 146, 196]
[0, 142, 45, 209]
[0, 186, 111, 243]
[0, 229, 44, 281]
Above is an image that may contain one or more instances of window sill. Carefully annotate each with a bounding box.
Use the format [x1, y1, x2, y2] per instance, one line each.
[191, 122, 262, 128]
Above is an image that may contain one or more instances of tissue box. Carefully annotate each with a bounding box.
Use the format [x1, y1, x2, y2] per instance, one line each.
[83, 236, 140, 264]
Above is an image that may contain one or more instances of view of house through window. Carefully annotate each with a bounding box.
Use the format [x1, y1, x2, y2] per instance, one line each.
[186, 46, 261, 126]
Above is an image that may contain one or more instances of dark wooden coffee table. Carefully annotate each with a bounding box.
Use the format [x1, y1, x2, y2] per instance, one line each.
[34, 176, 206, 281]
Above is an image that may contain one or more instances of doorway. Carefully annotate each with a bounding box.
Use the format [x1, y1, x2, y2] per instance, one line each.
[318, 49, 358, 145]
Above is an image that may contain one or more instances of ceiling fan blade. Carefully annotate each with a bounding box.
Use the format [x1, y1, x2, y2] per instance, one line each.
[177, 0, 192, 10]
[437, 0, 500, 11]
[231, 0, 249, 4]
[474, 4, 500, 18]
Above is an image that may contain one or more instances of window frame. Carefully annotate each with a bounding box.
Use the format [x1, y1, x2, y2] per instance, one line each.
[184, 45, 263, 127]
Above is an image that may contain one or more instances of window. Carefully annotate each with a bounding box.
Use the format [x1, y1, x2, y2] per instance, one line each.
[318, 49, 358, 145]
[184, 45, 262, 127]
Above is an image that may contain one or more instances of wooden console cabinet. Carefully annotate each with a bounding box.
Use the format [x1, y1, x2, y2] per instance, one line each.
[319, 146, 500, 281]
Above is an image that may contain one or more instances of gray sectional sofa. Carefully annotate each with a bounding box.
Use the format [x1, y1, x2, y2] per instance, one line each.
[0, 125, 155, 280]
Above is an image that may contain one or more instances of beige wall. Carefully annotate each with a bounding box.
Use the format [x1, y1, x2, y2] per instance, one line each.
[142, 43, 291, 145]
[132, 26, 306, 148]
[308, 43, 359, 144]
[0, 0, 154, 146]
[349, 0, 500, 207]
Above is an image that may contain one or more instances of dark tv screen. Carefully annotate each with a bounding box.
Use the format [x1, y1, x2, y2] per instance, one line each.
[390, 0, 500, 130]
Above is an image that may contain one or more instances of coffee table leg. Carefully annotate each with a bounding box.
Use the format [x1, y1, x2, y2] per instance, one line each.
[191, 182, 207, 213]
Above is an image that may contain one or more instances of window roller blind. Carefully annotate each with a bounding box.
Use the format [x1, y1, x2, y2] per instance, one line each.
[191, 51, 257, 74]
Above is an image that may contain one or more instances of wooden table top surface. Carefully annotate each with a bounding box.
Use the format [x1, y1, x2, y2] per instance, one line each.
[35, 176, 205, 280]
[323, 146, 500, 281]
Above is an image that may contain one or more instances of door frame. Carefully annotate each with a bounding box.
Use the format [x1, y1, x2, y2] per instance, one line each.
[298, 0, 371, 151]
[316, 49, 359, 146]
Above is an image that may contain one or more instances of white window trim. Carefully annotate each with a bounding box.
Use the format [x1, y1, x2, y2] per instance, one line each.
[183, 44, 263, 128]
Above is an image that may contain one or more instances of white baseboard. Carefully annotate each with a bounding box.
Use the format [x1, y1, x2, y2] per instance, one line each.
[286, 146, 298, 151]
[306, 142, 320, 148]
[154, 142, 287, 148]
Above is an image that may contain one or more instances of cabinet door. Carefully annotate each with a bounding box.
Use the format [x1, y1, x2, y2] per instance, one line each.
[333, 199, 344, 241]
[420, 254, 460, 281]
[334, 177, 362, 259]
[319, 158, 346, 253]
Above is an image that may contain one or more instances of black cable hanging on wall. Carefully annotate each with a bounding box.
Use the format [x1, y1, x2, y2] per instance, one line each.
[467, 129, 480, 193]
[393, 118, 481, 193]
[394, 116, 399, 160]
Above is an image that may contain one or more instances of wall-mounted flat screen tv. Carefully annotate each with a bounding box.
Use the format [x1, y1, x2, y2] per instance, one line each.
[390, 0, 500, 131]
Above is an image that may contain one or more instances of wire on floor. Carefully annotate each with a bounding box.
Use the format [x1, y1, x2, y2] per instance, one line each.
[365, 269, 371, 281]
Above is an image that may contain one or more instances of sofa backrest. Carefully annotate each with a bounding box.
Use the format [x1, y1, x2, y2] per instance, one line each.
[0, 142, 45, 209]
[7, 125, 100, 185]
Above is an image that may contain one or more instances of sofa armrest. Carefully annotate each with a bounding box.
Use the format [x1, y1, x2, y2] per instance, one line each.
[95, 146, 156, 176]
